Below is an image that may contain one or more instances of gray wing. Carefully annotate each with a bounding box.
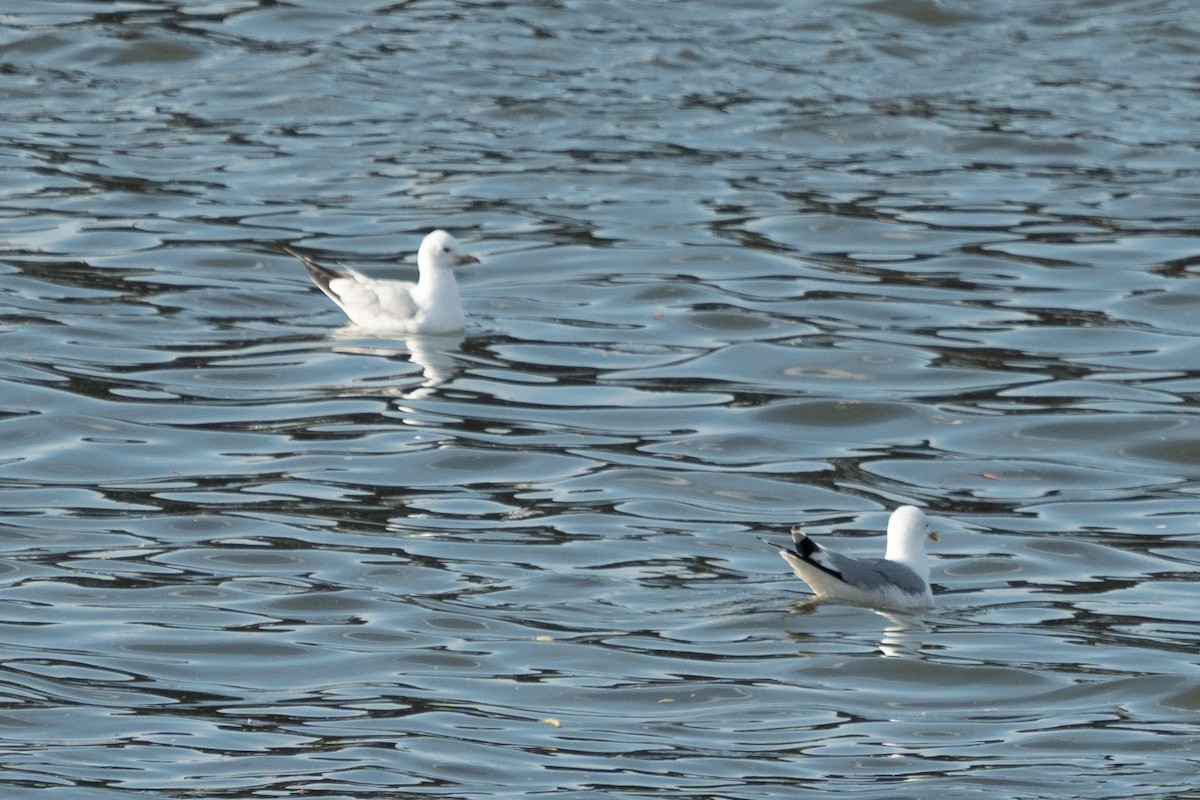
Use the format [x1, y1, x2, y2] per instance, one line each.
[821, 550, 927, 596]
[327, 273, 418, 321]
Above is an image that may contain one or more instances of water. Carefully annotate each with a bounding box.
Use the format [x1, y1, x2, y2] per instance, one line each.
[1, 0, 1199, 797]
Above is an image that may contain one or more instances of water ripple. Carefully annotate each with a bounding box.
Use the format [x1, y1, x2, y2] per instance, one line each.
[0, 0, 1199, 797]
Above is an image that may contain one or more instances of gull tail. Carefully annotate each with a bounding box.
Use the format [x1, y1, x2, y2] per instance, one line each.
[779, 526, 844, 581]
[281, 243, 347, 305]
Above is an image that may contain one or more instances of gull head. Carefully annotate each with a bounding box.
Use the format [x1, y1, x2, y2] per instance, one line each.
[419, 229, 479, 271]
[883, 505, 935, 577]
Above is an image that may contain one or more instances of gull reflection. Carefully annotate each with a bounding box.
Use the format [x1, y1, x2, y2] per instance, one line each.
[329, 328, 465, 398]
[874, 609, 927, 658]
[783, 599, 928, 658]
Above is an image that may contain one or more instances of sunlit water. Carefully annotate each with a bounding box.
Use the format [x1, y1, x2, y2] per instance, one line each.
[1, 1, 1199, 797]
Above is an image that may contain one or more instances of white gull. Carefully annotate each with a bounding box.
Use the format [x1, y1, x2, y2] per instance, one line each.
[284, 229, 479, 334]
[775, 505, 937, 611]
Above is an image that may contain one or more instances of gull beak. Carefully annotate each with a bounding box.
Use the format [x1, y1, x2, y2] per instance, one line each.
[456, 253, 480, 266]
[928, 530, 940, 543]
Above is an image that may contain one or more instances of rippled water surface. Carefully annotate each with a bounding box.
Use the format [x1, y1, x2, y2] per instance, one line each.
[2, 1, 1200, 797]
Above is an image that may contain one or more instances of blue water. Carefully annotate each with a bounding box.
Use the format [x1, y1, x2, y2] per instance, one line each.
[1, 1, 1199, 797]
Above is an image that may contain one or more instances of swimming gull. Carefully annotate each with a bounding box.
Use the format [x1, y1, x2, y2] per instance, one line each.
[284, 229, 479, 333]
[775, 505, 937, 610]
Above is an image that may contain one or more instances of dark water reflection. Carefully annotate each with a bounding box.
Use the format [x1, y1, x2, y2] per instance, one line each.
[1, 0, 1200, 797]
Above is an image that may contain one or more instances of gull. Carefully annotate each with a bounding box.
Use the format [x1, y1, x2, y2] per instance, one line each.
[284, 230, 479, 333]
[774, 505, 938, 610]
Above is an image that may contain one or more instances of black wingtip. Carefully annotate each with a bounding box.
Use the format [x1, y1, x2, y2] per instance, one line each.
[781, 527, 843, 581]
[281, 243, 342, 293]
[764, 529, 822, 562]
[278, 241, 308, 261]
[789, 526, 820, 558]
[795, 536, 821, 561]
